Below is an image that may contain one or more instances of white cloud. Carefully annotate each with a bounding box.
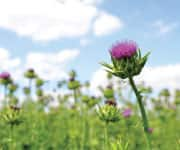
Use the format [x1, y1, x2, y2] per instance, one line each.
[90, 68, 108, 96]
[0, 47, 79, 81]
[83, 0, 103, 5]
[91, 64, 180, 96]
[152, 20, 178, 35]
[26, 49, 80, 80]
[93, 11, 124, 36]
[0, 0, 97, 41]
[80, 38, 90, 46]
[136, 64, 180, 90]
[0, 48, 21, 71]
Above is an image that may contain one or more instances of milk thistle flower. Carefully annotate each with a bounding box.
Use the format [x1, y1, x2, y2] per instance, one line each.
[101, 40, 151, 149]
[101, 40, 149, 79]
[110, 41, 137, 59]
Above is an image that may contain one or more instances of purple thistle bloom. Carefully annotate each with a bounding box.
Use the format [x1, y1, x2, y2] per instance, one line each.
[110, 40, 137, 59]
[148, 128, 154, 134]
[0, 72, 10, 79]
[122, 108, 132, 118]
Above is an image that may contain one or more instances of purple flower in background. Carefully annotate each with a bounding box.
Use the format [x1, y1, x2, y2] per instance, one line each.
[0, 72, 10, 79]
[110, 40, 137, 59]
[122, 108, 132, 118]
[148, 128, 154, 134]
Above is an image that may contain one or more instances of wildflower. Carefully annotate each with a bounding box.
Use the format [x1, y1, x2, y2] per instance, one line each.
[148, 128, 154, 134]
[122, 108, 132, 118]
[110, 40, 137, 59]
[101, 40, 150, 79]
[101, 40, 152, 148]
[0, 72, 10, 79]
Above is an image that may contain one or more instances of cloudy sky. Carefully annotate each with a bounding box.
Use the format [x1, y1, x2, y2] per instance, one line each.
[0, 0, 180, 92]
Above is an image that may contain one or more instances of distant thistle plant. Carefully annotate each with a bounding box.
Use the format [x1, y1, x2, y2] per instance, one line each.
[101, 40, 152, 149]
[98, 102, 120, 150]
[1, 106, 23, 149]
[35, 78, 45, 97]
[24, 68, 37, 97]
[2, 106, 22, 127]
[8, 83, 19, 105]
[82, 95, 100, 108]
[67, 70, 80, 104]
[8, 83, 18, 95]
[0, 72, 12, 105]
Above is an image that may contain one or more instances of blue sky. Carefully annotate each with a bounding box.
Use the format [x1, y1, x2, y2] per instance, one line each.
[0, 0, 180, 91]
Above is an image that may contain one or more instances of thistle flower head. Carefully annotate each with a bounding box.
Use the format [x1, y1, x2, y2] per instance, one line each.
[110, 40, 137, 59]
[101, 40, 150, 79]
[122, 108, 132, 118]
[0, 72, 10, 79]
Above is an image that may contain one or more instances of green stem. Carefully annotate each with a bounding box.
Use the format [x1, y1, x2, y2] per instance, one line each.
[4, 85, 8, 106]
[9, 125, 14, 149]
[73, 89, 78, 104]
[81, 108, 88, 150]
[29, 79, 32, 97]
[128, 76, 151, 149]
[104, 122, 109, 150]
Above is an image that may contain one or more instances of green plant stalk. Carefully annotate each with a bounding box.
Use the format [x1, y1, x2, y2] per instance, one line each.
[104, 122, 109, 150]
[128, 76, 151, 149]
[81, 108, 89, 150]
[73, 89, 78, 104]
[4, 85, 8, 106]
[29, 78, 32, 97]
[9, 125, 14, 150]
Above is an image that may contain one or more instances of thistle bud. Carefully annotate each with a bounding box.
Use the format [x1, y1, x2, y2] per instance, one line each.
[24, 68, 37, 79]
[0, 72, 12, 85]
[97, 105, 120, 123]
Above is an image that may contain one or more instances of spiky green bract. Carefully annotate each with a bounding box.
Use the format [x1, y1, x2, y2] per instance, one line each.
[101, 49, 150, 79]
[97, 105, 120, 123]
[1, 107, 23, 127]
